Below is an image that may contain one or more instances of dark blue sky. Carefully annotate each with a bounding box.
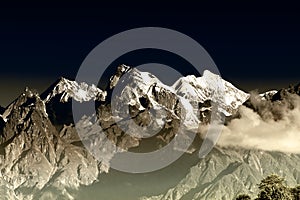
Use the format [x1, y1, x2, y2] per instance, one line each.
[0, 1, 299, 105]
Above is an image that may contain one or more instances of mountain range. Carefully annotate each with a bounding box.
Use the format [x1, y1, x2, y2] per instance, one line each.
[0, 64, 299, 200]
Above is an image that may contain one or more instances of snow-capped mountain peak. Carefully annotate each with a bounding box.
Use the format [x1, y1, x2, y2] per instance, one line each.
[111, 67, 173, 112]
[108, 66, 249, 133]
[172, 70, 249, 116]
[42, 77, 107, 103]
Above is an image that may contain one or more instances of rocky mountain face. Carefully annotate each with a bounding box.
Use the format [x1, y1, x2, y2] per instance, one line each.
[0, 88, 100, 200]
[142, 148, 300, 200]
[0, 64, 298, 200]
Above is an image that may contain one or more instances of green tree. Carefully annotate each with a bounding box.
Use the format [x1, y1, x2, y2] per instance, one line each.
[291, 185, 300, 200]
[236, 194, 251, 200]
[255, 174, 292, 200]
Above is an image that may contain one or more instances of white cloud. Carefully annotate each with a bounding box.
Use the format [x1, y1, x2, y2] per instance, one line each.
[217, 95, 300, 153]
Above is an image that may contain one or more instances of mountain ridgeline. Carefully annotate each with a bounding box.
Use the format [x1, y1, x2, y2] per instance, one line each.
[0, 64, 299, 200]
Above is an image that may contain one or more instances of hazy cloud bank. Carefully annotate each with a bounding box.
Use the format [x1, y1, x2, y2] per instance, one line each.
[218, 93, 300, 153]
